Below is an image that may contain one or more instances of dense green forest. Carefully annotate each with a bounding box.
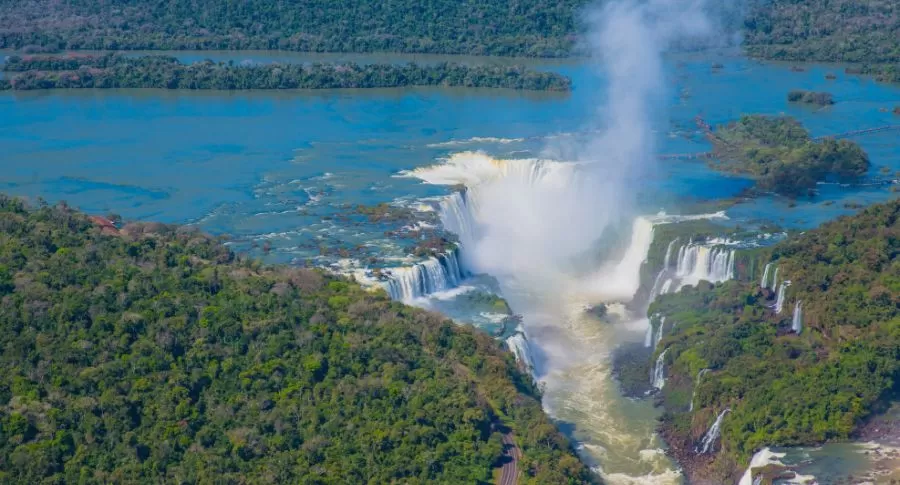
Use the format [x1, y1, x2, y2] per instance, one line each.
[743, 0, 900, 63]
[0, 196, 596, 484]
[647, 200, 900, 482]
[0, 0, 582, 57]
[709, 115, 870, 197]
[1, 54, 571, 91]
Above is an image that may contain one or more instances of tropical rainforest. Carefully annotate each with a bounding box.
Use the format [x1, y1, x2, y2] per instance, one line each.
[0, 0, 582, 57]
[1, 54, 571, 91]
[647, 199, 900, 481]
[0, 196, 596, 484]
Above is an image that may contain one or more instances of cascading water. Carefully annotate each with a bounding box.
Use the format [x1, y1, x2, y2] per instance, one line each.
[739, 448, 787, 485]
[697, 408, 730, 454]
[772, 267, 780, 293]
[760, 262, 774, 289]
[651, 348, 668, 390]
[792, 301, 802, 334]
[385, 248, 466, 301]
[506, 328, 535, 375]
[674, 243, 735, 289]
[773, 280, 790, 314]
[644, 317, 654, 348]
[653, 316, 665, 351]
[689, 368, 710, 412]
[663, 238, 678, 269]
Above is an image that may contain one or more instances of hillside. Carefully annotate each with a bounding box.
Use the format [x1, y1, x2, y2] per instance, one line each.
[646, 200, 900, 481]
[0, 196, 596, 484]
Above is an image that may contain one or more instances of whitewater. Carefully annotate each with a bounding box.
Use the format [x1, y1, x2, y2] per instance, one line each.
[405, 151, 730, 484]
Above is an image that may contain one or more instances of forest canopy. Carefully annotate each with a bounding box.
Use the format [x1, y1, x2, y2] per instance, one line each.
[1, 54, 572, 91]
[0, 196, 595, 484]
[708, 115, 870, 197]
[648, 199, 900, 482]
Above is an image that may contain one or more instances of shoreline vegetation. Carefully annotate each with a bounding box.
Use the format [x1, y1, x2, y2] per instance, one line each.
[707, 115, 870, 197]
[0, 195, 596, 484]
[638, 200, 899, 482]
[0, 54, 572, 91]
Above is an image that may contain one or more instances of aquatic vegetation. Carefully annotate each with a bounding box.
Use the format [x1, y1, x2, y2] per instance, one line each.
[2, 54, 572, 91]
[0, 195, 595, 484]
[709, 115, 870, 197]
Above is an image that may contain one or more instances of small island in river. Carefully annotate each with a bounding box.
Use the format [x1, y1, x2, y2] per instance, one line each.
[0, 54, 572, 91]
[707, 115, 870, 197]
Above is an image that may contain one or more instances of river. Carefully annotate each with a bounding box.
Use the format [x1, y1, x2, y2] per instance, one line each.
[2, 49, 899, 483]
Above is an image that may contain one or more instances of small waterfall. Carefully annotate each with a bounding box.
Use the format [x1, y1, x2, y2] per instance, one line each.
[663, 238, 679, 269]
[739, 448, 787, 485]
[649, 269, 667, 300]
[772, 267, 780, 293]
[506, 328, 535, 374]
[689, 368, 711, 412]
[386, 248, 466, 301]
[653, 316, 666, 351]
[659, 278, 673, 295]
[696, 408, 730, 454]
[674, 243, 735, 288]
[651, 348, 668, 390]
[760, 262, 774, 289]
[792, 301, 803, 334]
[773, 280, 790, 314]
[644, 318, 654, 348]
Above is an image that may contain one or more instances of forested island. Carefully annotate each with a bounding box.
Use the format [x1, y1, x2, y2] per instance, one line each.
[0, 196, 595, 484]
[708, 115, 870, 197]
[786, 89, 834, 106]
[646, 199, 900, 482]
[0, 54, 572, 91]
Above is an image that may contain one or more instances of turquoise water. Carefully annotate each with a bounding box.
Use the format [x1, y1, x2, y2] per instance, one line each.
[2, 50, 899, 483]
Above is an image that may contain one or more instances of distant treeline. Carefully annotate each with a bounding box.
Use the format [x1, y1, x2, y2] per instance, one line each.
[0, 0, 582, 57]
[1, 55, 572, 91]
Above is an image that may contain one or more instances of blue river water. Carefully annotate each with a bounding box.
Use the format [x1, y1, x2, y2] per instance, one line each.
[1, 49, 899, 484]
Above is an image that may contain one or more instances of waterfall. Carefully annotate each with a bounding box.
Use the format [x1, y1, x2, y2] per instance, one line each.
[651, 348, 668, 390]
[760, 262, 774, 289]
[643, 318, 654, 348]
[438, 191, 476, 248]
[506, 328, 535, 375]
[697, 408, 730, 454]
[773, 280, 790, 314]
[649, 270, 665, 300]
[659, 278, 673, 295]
[772, 267, 779, 293]
[792, 301, 803, 334]
[386, 248, 466, 301]
[653, 316, 666, 351]
[739, 448, 787, 485]
[663, 238, 679, 269]
[689, 368, 711, 412]
[674, 243, 735, 289]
